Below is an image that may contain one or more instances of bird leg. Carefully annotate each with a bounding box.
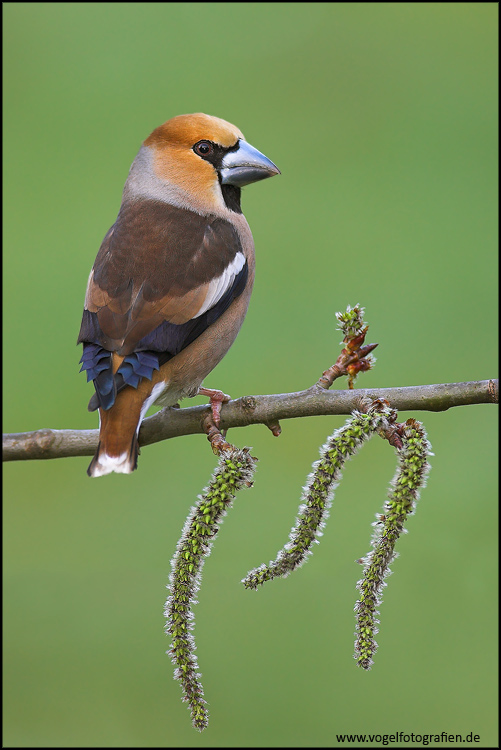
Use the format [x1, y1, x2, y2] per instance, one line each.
[200, 394, 232, 455]
[198, 387, 231, 429]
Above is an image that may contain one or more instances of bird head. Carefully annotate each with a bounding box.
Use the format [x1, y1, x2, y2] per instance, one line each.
[132, 113, 280, 214]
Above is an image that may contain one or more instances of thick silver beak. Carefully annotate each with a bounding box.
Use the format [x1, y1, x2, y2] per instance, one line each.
[220, 140, 280, 187]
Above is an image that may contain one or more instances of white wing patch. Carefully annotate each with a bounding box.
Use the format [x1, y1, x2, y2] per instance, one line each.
[137, 382, 168, 434]
[194, 251, 246, 318]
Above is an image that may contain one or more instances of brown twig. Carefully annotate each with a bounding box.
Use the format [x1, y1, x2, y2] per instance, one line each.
[2, 379, 497, 463]
[317, 325, 378, 390]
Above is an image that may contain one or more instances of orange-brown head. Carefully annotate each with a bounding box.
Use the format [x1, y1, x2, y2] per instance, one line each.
[130, 113, 279, 215]
[145, 113, 245, 151]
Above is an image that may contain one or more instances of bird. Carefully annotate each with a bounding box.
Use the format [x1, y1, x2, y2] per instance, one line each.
[77, 113, 280, 477]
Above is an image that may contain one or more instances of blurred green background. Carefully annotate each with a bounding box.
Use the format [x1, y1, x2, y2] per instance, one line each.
[3, 3, 498, 747]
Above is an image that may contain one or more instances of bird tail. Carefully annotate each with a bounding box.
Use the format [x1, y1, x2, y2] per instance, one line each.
[86, 366, 166, 477]
[87, 434, 139, 477]
[87, 400, 141, 477]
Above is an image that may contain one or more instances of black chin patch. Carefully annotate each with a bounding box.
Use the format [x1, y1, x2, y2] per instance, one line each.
[220, 184, 242, 213]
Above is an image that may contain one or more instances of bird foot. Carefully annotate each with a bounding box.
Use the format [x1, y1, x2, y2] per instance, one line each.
[198, 387, 231, 428]
[201, 411, 233, 455]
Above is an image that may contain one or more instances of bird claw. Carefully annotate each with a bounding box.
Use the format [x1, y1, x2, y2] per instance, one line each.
[198, 387, 231, 428]
[199, 388, 233, 454]
[201, 413, 233, 454]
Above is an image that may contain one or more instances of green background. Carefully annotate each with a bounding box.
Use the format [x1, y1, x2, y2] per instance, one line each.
[3, 3, 498, 747]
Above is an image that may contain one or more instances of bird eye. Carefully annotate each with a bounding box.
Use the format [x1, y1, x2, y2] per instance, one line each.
[194, 140, 214, 157]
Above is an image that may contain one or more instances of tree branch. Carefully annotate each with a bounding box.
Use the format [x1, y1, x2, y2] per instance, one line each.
[3, 379, 497, 463]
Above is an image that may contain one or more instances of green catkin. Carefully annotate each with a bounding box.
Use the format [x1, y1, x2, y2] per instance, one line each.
[242, 403, 391, 589]
[354, 418, 432, 670]
[336, 303, 366, 339]
[165, 447, 257, 731]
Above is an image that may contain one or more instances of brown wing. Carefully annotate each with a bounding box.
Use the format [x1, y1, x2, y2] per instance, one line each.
[78, 198, 245, 356]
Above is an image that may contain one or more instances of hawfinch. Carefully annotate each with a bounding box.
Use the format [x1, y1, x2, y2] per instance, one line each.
[78, 113, 279, 477]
